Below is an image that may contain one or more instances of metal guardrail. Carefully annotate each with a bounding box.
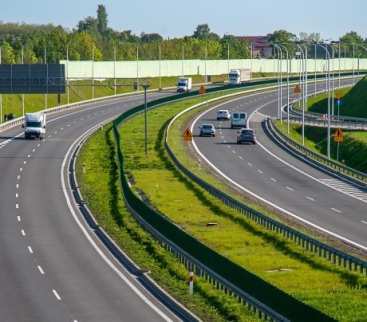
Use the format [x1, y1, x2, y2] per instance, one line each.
[287, 116, 367, 130]
[111, 84, 341, 322]
[67, 122, 202, 322]
[267, 119, 367, 187]
[164, 121, 367, 275]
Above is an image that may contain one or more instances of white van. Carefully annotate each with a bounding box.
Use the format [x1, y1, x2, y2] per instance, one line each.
[23, 112, 46, 139]
[231, 112, 247, 129]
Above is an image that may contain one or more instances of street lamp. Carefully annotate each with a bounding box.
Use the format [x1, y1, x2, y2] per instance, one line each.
[296, 45, 305, 146]
[273, 45, 283, 121]
[21, 45, 25, 116]
[275, 44, 290, 130]
[318, 44, 332, 160]
[142, 83, 150, 155]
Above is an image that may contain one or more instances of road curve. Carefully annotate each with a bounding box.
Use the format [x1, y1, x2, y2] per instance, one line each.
[192, 78, 367, 250]
[0, 91, 183, 322]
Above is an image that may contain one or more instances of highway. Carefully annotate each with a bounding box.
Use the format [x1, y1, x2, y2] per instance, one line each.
[0, 91, 183, 322]
[191, 78, 367, 251]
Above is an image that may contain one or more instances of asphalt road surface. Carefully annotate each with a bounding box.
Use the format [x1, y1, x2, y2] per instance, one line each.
[0, 90, 183, 322]
[192, 77, 367, 251]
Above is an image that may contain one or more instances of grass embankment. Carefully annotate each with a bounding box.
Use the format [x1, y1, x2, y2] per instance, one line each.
[278, 76, 367, 173]
[76, 92, 266, 321]
[275, 122, 367, 173]
[306, 77, 367, 118]
[120, 95, 367, 321]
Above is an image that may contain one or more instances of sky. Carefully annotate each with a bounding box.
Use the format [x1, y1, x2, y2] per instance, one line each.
[1, 0, 366, 40]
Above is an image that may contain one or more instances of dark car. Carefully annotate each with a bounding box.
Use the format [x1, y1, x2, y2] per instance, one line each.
[237, 128, 256, 144]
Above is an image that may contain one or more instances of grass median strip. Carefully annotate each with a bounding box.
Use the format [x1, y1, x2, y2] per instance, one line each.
[76, 124, 262, 322]
[274, 120, 367, 174]
[119, 94, 367, 321]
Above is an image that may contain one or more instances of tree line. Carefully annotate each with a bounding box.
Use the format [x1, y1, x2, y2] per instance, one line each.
[0, 4, 366, 64]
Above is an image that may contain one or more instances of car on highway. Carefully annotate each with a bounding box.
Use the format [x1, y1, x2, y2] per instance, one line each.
[231, 112, 247, 128]
[216, 109, 231, 120]
[199, 123, 216, 137]
[237, 128, 256, 144]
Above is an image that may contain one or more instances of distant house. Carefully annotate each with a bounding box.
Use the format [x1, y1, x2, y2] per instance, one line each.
[238, 36, 273, 58]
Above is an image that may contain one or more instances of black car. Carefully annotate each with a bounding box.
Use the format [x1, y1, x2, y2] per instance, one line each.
[237, 128, 256, 144]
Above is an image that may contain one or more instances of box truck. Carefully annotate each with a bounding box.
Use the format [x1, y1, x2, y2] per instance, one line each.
[228, 69, 251, 85]
[177, 77, 192, 93]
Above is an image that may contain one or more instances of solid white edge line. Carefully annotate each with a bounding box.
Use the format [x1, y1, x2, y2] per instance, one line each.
[189, 94, 367, 251]
[61, 123, 173, 322]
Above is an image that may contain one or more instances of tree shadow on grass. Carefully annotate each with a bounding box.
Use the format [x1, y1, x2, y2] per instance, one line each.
[156, 121, 366, 289]
[105, 127, 123, 227]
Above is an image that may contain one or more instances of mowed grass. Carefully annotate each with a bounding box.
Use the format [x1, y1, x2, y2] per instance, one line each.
[76, 125, 262, 322]
[120, 95, 367, 321]
[275, 121, 367, 173]
[305, 77, 367, 118]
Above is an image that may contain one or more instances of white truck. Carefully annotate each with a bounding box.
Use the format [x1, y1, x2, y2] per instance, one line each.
[23, 112, 46, 140]
[177, 77, 192, 93]
[228, 69, 251, 85]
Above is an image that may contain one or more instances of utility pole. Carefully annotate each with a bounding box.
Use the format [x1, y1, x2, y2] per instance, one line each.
[114, 46, 117, 96]
[44, 47, 48, 109]
[66, 45, 70, 105]
[181, 44, 185, 76]
[92, 46, 95, 99]
[319, 44, 331, 159]
[158, 43, 162, 90]
[136, 46, 139, 91]
[142, 83, 150, 155]
[21, 46, 25, 116]
[296, 45, 305, 146]
[0, 47, 2, 123]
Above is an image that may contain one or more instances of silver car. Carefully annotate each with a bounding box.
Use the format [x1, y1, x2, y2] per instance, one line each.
[199, 124, 216, 137]
[217, 109, 231, 120]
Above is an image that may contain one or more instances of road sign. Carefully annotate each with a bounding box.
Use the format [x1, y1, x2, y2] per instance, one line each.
[294, 84, 301, 94]
[199, 85, 206, 95]
[0, 64, 65, 94]
[334, 128, 344, 143]
[183, 128, 193, 141]
[335, 91, 342, 100]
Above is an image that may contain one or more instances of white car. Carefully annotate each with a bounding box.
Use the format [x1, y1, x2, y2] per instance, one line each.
[217, 110, 231, 120]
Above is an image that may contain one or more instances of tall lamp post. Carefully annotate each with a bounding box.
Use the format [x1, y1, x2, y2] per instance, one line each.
[318, 44, 332, 159]
[296, 45, 305, 146]
[274, 45, 282, 120]
[21, 46, 25, 116]
[0, 46, 2, 123]
[282, 45, 290, 133]
[142, 83, 150, 155]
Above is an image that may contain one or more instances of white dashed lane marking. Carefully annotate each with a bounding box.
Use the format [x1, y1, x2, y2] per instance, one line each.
[270, 178, 277, 183]
[306, 196, 315, 202]
[52, 289, 62, 301]
[21, 229, 26, 237]
[362, 220, 367, 225]
[37, 265, 45, 275]
[17, 216, 21, 222]
[28, 246, 33, 254]
[286, 186, 294, 192]
[257, 169, 263, 174]
[331, 208, 342, 214]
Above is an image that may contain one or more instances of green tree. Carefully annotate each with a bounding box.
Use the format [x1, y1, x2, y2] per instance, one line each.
[77, 17, 98, 34]
[97, 4, 108, 35]
[1, 41, 16, 63]
[193, 24, 210, 39]
[268, 30, 297, 56]
[340, 31, 366, 57]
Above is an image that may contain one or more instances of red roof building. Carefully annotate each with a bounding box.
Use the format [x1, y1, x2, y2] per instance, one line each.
[238, 36, 273, 58]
